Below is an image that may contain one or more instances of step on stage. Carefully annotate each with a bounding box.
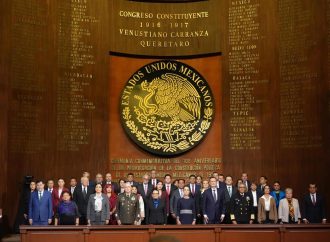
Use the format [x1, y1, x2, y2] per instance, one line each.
[20, 224, 330, 242]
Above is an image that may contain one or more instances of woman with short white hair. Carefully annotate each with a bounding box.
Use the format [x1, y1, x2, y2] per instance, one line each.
[278, 188, 301, 224]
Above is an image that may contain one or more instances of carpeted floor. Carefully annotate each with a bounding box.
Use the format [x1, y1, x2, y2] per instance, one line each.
[1, 234, 20, 242]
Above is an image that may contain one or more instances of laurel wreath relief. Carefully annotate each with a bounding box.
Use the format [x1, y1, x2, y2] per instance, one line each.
[123, 106, 213, 153]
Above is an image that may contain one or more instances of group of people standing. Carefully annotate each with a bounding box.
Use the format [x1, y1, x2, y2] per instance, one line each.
[26, 171, 327, 226]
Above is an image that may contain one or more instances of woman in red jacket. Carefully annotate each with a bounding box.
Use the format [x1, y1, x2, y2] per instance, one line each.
[104, 184, 117, 225]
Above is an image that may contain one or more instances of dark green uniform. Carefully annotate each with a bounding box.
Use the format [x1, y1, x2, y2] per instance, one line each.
[230, 192, 255, 224]
[115, 193, 140, 225]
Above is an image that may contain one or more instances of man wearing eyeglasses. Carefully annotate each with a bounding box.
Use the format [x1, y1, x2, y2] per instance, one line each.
[230, 184, 255, 224]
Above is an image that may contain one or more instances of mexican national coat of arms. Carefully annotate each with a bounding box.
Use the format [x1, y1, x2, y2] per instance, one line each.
[120, 60, 214, 156]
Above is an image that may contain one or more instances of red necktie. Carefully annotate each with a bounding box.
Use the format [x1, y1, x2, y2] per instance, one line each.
[166, 185, 170, 195]
[192, 185, 195, 195]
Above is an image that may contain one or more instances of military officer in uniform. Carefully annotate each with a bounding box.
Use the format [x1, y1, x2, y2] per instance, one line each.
[230, 184, 255, 224]
[115, 183, 140, 225]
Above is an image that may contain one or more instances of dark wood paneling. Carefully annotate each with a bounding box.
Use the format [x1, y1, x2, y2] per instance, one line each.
[221, 230, 280, 242]
[284, 230, 330, 242]
[220, 0, 330, 217]
[1, 0, 111, 227]
[88, 231, 149, 242]
[20, 225, 330, 242]
[155, 229, 216, 242]
[0, 0, 329, 230]
[0, 0, 10, 213]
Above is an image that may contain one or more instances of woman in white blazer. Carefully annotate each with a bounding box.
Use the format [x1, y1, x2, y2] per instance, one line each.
[278, 188, 301, 224]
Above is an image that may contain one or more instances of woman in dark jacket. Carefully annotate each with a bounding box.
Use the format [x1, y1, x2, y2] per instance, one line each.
[55, 191, 80, 225]
[176, 186, 196, 225]
[145, 189, 167, 225]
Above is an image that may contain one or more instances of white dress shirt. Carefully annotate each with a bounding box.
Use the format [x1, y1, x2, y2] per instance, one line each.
[310, 193, 316, 203]
[94, 194, 103, 212]
[262, 195, 271, 211]
[58, 188, 62, 198]
[71, 186, 75, 194]
[179, 189, 183, 198]
[252, 190, 258, 207]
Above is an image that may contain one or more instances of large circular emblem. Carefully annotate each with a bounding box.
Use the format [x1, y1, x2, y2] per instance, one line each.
[120, 60, 214, 156]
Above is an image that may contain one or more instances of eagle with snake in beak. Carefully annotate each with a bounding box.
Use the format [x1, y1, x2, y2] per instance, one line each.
[134, 73, 201, 122]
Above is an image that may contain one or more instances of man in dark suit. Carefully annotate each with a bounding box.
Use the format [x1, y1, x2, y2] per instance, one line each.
[46, 179, 54, 194]
[138, 174, 153, 200]
[127, 173, 139, 187]
[302, 183, 327, 224]
[82, 171, 95, 188]
[104, 173, 119, 194]
[149, 170, 160, 189]
[188, 175, 200, 198]
[241, 172, 251, 191]
[256, 176, 268, 195]
[28, 180, 53, 226]
[170, 179, 185, 217]
[202, 177, 226, 224]
[69, 178, 77, 201]
[224, 176, 237, 224]
[74, 177, 94, 225]
[212, 172, 226, 191]
[145, 189, 167, 225]
[247, 182, 262, 223]
[94, 173, 104, 186]
[162, 174, 177, 224]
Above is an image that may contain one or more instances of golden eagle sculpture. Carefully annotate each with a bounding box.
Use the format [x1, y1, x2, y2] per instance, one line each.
[137, 73, 201, 122]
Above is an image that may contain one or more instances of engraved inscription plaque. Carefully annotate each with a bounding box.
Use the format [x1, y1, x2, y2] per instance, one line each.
[56, 0, 97, 151]
[110, 0, 220, 56]
[279, 0, 323, 148]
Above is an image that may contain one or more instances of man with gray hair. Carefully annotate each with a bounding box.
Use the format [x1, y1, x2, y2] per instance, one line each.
[116, 183, 140, 225]
[74, 176, 94, 225]
[138, 174, 153, 200]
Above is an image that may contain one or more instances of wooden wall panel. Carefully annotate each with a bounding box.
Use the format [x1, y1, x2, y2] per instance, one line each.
[284, 230, 330, 242]
[220, 0, 330, 215]
[19, 225, 330, 242]
[109, 55, 222, 180]
[0, 0, 329, 229]
[276, 0, 330, 206]
[1, 0, 111, 227]
[0, 0, 9, 211]
[155, 229, 216, 242]
[221, 0, 280, 183]
[88, 231, 149, 242]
